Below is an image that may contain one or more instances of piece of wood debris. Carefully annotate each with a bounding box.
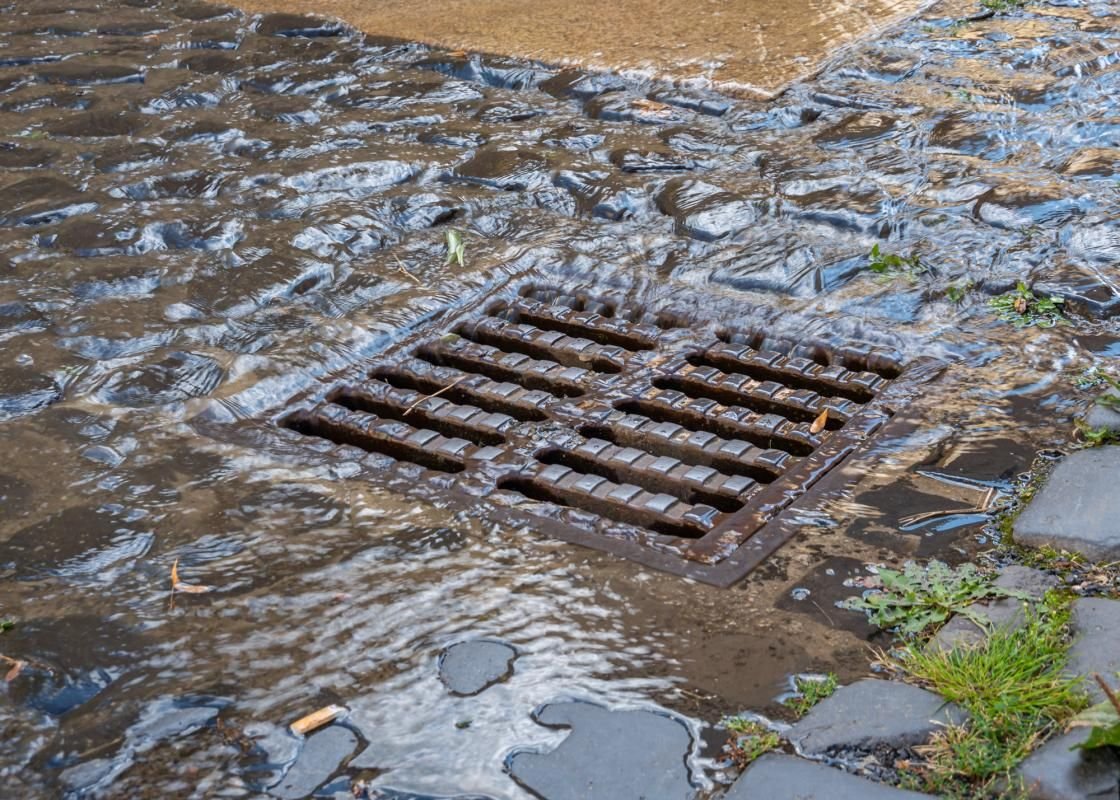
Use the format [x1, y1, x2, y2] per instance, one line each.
[290, 704, 347, 736]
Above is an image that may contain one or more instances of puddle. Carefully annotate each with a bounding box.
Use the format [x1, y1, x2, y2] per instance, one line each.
[1, 0, 1119, 796]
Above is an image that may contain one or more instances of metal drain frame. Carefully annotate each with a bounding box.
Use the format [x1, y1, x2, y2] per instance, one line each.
[240, 278, 943, 587]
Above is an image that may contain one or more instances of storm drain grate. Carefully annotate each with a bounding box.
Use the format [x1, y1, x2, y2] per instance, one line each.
[272, 283, 941, 586]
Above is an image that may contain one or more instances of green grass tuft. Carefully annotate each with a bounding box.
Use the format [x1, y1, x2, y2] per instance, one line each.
[783, 673, 838, 717]
[721, 717, 781, 767]
[888, 598, 1086, 795]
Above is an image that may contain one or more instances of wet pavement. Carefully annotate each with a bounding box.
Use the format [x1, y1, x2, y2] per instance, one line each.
[1, 0, 1120, 796]
[229, 0, 932, 97]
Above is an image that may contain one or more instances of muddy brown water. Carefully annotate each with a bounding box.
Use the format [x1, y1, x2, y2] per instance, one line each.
[1, 0, 1119, 796]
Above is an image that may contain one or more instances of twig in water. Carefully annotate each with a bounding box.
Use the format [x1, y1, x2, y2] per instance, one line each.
[403, 375, 470, 415]
[393, 254, 421, 285]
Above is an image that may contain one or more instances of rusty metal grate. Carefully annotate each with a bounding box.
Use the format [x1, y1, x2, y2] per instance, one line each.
[269, 283, 941, 586]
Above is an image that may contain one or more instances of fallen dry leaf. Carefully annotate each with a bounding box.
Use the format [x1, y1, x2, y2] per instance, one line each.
[1013, 296, 1029, 315]
[171, 558, 215, 595]
[810, 408, 829, 434]
[1, 654, 25, 682]
[290, 704, 347, 736]
[632, 98, 673, 115]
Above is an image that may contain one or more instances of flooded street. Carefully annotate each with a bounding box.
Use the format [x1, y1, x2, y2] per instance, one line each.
[1, 0, 1119, 796]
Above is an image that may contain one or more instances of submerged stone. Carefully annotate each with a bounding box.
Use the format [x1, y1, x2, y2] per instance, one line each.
[787, 678, 967, 755]
[271, 725, 359, 799]
[437, 639, 516, 696]
[507, 701, 694, 800]
[446, 146, 548, 191]
[1060, 148, 1120, 178]
[813, 112, 898, 147]
[1014, 448, 1120, 561]
[656, 178, 759, 242]
[727, 754, 936, 799]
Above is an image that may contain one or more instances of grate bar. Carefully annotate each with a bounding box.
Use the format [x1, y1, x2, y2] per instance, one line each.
[417, 338, 590, 397]
[501, 463, 720, 539]
[283, 403, 475, 473]
[693, 342, 886, 402]
[491, 298, 660, 351]
[456, 316, 628, 373]
[329, 382, 513, 447]
[576, 412, 791, 482]
[540, 438, 759, 513]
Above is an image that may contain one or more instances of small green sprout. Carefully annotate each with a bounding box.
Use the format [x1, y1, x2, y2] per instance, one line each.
[783, 673, 838, 717]
[721, 717, 781, 767]
[867, 243, 928, 282]
[946, 280, 974, 304]
[989, 282, 1066, 328]
[445, 229, 466, 268]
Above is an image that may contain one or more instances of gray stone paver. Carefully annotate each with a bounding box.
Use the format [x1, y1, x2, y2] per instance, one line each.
[930, 566, 1058, 651]
[1014, 448, 1120, 561]
[1067, 597, 1120, 703]
[1015, 729, 1120, 800]
[1085, 395, 1120, 432]
[437, 639, 517, 696]
[508, 701, 694, 800]
[786, 678, 967, 755]
[725, 754, 937, 799]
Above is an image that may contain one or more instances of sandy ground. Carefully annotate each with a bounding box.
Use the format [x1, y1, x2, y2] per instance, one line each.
[229, 0, 932, 96]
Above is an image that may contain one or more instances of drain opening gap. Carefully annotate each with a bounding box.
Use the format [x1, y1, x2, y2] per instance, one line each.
[653, 375, 844, 430]
[371, 368, 547, 422]
[415, 343, 586, 397]
[615, 398, 814, 457]
[537, 448, 747, 513]
[578, 423, 783, 484]
[497, 476, 708, 539]
[686, 352, 874, 403]
[282, 410, 465, 473]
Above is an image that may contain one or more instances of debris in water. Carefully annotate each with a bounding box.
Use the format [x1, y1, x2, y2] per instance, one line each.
[445, 229, 466, 267]
[169, 558, 215, 608]
[1, 654, 25, 682]
[810, 408, 828, 434]
[289, 704, 347, 736]
[631, 98, 673, 115]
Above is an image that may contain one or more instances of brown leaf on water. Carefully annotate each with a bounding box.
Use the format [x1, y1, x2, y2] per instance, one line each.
[171, 558, 215, 595]
[1013, 296, 1029, 315]
[632, 98, 673, 115]
[290, 704, 347, 736]
[810, 408, 829, 434]
[1, 654, 25, 682]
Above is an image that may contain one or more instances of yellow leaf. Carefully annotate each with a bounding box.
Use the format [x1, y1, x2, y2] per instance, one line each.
[171, 557, 215, 595]
[1, 655, 24, 683]
[632, 98, 673, 115]
[810, 408, 828, 434]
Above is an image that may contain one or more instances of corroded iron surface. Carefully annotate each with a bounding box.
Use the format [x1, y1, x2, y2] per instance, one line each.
[271, 282, 942, 585]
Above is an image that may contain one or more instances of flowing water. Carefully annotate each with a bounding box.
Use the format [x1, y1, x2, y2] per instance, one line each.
[1, 0, 1119, 797]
